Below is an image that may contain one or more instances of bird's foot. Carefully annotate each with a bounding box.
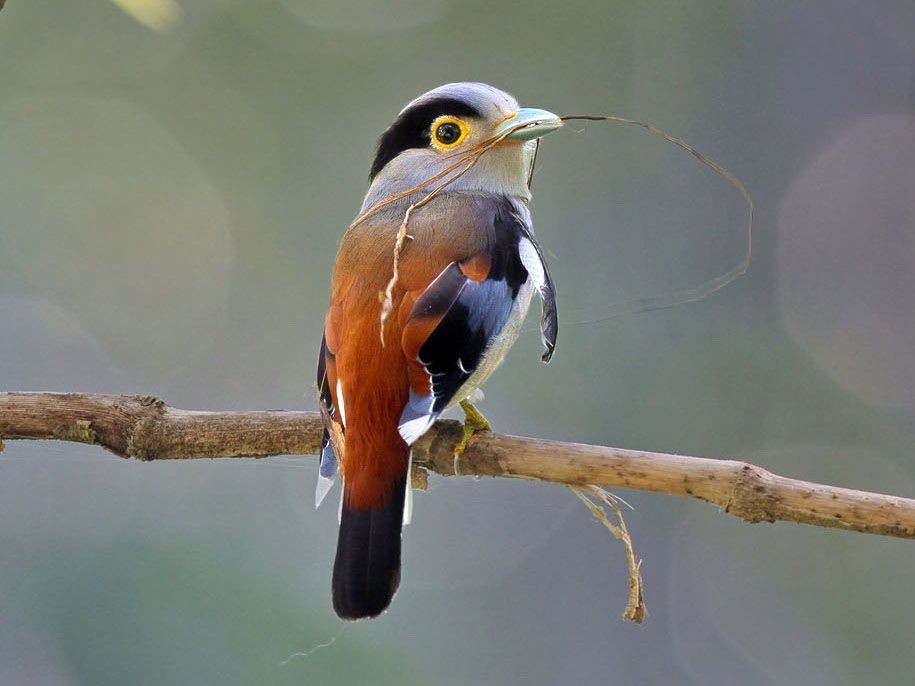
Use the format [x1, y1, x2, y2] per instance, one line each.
[453, 399, 492, 475]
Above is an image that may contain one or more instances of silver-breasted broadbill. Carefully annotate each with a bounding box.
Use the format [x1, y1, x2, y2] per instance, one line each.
[315, 82, 560, 619]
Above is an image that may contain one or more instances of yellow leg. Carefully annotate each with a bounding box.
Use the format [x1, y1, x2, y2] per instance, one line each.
[453, 399, 492, 475]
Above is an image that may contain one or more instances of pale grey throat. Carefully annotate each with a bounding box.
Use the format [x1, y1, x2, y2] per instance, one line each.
[361, 138, 538, 213]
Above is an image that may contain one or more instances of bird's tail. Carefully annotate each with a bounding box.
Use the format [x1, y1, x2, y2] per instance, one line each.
[332, 473, 406, 620]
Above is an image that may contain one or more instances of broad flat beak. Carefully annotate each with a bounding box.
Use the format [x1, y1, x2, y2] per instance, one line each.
[495, 107, 563, 141]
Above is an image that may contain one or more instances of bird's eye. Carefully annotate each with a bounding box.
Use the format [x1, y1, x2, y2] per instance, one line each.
[430, 117, 467, 149]
[436, 122, 462, 144]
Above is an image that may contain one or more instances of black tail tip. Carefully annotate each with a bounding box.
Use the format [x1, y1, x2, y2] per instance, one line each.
[332, 478, 406, 620]
[332, 567, 401, 620]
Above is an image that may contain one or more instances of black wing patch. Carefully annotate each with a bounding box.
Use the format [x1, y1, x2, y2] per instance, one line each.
[419, 267, 516, 413]
[398, 262, 520, 445]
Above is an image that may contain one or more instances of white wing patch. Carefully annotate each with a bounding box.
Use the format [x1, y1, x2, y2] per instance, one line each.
[398, 390, 436, 445]
[337, 486, 344, 524]
[315, 474, 335, 509]
[335, 379, 347, 427]
[517, 235, 555, 358]
[398, 414, 434, 445]
[518, 237, 546, 292]
[403, 451, 414, 526]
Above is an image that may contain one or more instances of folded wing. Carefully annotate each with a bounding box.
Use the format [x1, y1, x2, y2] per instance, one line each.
[397, 199, 558, 445]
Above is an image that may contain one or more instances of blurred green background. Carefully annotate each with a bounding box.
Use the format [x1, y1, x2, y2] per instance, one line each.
[2, 1, 914, 684]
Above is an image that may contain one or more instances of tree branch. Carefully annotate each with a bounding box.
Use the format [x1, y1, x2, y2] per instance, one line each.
[2, 392, 914, 540]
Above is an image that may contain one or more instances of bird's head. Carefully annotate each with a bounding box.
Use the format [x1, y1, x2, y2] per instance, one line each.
[362, 82, 561, 211]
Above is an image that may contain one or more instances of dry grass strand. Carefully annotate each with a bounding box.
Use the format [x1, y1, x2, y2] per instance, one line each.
[559, 115, 754, 324]
[570, 484, 647, 623]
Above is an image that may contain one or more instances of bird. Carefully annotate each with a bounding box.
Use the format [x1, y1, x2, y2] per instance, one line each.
[316, 82, 561, 620]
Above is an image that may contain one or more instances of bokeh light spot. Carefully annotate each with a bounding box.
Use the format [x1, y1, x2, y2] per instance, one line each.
[0, 96, 233, 386]
[777, 114, 915, 407]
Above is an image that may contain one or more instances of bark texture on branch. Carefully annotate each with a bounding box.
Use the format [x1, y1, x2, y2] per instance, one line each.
[2, 392, 914, 540]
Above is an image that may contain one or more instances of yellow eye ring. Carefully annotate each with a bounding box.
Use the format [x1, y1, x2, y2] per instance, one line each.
[430, 116, 469, 150]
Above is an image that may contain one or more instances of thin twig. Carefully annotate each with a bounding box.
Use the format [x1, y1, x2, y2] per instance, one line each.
[2, 392, 915, 540]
